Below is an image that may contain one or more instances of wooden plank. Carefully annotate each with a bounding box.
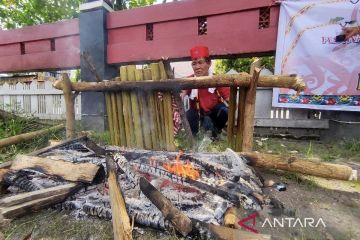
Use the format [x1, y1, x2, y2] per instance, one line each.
[11, 155, 100, 183]
[0, 183, 78, 208]
[1, 193, 72, 219]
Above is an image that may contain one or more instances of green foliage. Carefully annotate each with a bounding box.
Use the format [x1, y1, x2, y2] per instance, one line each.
[0, 0, 85, 29]
[214, 56, 275, 74]
[0, 0, 155, 30]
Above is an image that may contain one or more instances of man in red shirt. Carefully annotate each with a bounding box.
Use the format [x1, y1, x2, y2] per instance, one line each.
[182, 46, 230, 138]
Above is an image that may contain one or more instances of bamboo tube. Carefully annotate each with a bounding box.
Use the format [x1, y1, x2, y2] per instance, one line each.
[234, 88, 246, 151]
[135, 69, 152, 149]
[110, 93, 120, 146]
[115, 77, 126, 147]
[159, 61, 175, 151]
[227, 87, 237, 148]
[120, 66, 135, 148]
[162, 60, 194, 146]
[127, 65, 144, 149]
[242, 58, 262, 152]
[0, 124, 64, 148]
[61, 74, 75, 140]
[150, 63, 165, 150]
[144, 69, 159, 150]
[105, 94, 115, 144]
[53, 74, 305, 93]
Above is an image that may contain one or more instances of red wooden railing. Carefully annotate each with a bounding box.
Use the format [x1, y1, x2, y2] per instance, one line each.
[0, 19, 80, 73]
[107, 0, 279, 64]
[0, 0, 279, 73]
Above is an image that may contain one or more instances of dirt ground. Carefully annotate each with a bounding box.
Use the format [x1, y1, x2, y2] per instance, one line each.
[1, 138, 359, 240]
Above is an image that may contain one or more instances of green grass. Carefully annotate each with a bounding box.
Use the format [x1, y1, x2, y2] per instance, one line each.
[0, 114, 65, 163]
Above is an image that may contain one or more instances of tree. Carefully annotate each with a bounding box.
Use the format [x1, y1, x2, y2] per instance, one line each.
[0, 0, 85, 29]
[214, 56, 275, 74]
[0, 0, 155, 30]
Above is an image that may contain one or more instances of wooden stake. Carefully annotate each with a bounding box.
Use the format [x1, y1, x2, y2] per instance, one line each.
[120, 66, 135, 148]
[227, 87, 237, 148]
[144, 68, 159, 150]
[61, 73, 75, 139]
[0, 124, 64, 148]
[127, 65, 144, 148]
[234, 88, 246, 151]
[242, 59, 262, 152]
[135, 69, 152, 149]
[106, 155, 133, 240]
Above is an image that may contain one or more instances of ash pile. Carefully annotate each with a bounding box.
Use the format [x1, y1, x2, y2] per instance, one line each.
[0, 136, 272, 239]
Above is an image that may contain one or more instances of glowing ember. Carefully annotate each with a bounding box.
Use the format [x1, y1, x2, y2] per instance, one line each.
[162, 151, 200, 180]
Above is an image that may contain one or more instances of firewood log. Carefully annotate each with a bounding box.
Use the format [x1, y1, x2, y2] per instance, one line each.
[10, 155, 101, 183]
[106, 155, 133, 240]
[0, 183, 79, 219]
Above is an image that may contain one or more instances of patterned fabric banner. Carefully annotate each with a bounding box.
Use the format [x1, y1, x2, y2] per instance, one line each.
[273, 0, 360, 111]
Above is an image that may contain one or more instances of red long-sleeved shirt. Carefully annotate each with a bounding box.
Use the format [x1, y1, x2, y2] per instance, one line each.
[186, 87, 230, 113]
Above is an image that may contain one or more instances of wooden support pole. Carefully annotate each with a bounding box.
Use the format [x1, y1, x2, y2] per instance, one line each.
[127, 65, 144, 149]
[242, 59, 262, 152]
[136, 69, 152, 149]
[159, 61, 175, 151]
[227, 87, 237, 147]
[144, 69, 160, 150]
[120, 66, 135, 148]
[242, 152, 357, 181]
[53, 74, 305, 92]
[150, 63, 165, 150]
[61, 73, 75, 139]
[106, 155, 133, 240]
[0, 124, 64, 149]
[234, 88, 246, 151]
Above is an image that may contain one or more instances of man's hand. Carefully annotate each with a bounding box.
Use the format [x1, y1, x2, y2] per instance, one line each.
[180, 90, 188, 99]
[343, 26, 360, 40]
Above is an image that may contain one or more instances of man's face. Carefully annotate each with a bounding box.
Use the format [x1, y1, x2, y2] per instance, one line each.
[191, 57, 211, 76]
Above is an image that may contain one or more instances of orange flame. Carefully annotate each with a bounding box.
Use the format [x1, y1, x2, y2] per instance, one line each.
[163, 151, 200, 180]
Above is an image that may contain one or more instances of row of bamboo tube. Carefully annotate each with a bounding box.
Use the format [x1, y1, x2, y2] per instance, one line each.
[105, 58, 262, 152]
[105, 62, 175, 151]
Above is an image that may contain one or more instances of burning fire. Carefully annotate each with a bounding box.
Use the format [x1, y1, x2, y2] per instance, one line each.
[162, 151, 200, 180]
